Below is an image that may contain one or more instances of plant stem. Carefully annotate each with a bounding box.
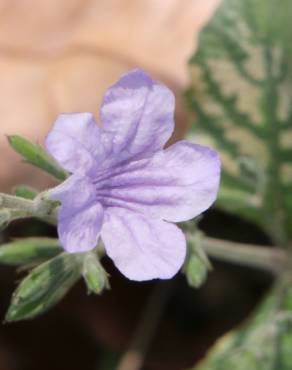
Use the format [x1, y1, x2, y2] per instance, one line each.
[0, 193, 34, 210]
[187, 233, 287, 273]
[0, 192, 57, 225]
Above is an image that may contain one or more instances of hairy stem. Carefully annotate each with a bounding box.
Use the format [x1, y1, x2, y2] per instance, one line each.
[187, 233, 287, 273]
[0, 192, 57, 225]
[0, 193, 34, 210]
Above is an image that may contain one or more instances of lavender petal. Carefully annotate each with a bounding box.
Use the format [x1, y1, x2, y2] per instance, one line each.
[101, 208, 186, 281]
[100, 69, 175, 164]
[45, 112, 103, 175]
[59, 202, 104, 253]
[96, 141, 221, 223]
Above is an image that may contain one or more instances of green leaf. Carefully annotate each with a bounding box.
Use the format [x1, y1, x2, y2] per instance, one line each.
[82, 252, 110, 295]
[184, 232, 211, 288]
[189, 276, 292, 370]
[0, 238, 62, 266]
[6, 253, 81, 321]
[187, 0, 292, 245]
[8, 135, 68, 181]
[14, 185, 38, 200]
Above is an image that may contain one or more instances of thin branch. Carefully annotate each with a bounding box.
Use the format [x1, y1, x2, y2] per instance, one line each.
[0, 193, 35, 210]
[0, 192, 57, 225]
[189, 234, 287, 273]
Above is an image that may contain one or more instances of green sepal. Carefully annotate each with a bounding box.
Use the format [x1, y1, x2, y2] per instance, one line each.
[185, 254, 208, 289]
[5, 253, 81, 322]
[7, 135, 68, 181]
[14, 185, 38, 200]
[82, 252, 110, 295]
[0, 238, 62, 266]
[184, 232, 211, 288]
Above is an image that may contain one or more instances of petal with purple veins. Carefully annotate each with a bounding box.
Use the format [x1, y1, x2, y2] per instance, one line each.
[48, 173, 104, 253]
[48, 173, 97, 214]
[100, 69, 175, 163]
[96, 141, 221, 223]
[101, 208, 186, 281]
[45, 113, 103, 175]
[58, 202, 104, 253]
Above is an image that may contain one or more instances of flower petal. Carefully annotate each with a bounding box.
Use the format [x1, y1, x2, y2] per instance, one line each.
[101, 208, 186, 281]
[96, 141, 220, 222]
[48, 173, 97, 214]
[58, 202, 104, 253]
[100, 69, 175, 163]
[45, 112, 103, 175]
[48, 174, 104, 253]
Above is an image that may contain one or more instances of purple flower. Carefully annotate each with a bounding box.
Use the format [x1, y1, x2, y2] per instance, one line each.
[45, 69, 220, 281]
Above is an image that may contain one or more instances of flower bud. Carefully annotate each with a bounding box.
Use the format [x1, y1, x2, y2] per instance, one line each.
[82, 252, 109, 295]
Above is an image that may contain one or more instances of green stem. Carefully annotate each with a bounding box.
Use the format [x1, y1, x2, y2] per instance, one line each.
[187, 233, 287, 273]
[0, 193, 34, 210]
[0, 192, 57, 225]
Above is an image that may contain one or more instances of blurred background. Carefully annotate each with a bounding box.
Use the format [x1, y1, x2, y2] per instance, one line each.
[0, 0, 289, 369]
[0, 0, 219, 192]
